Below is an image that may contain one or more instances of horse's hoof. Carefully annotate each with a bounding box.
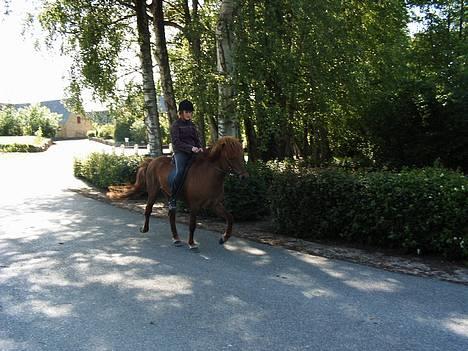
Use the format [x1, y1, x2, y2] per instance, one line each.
[219, 237, 225, 245]
[140, 227, 148, 233]
[172, 239, 183, 247]
[188, 243, 199, 251]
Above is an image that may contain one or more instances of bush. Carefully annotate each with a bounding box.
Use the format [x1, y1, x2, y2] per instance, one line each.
[0, 107, 22, 136]
[0, 143, 37, 152]
[130, 119, 147, 144]
[270, 166, 468, 259]
[96, 124, 114, 140]
[114, 119, 132, 143]
[17, 104, 60, 138]
[74, 153, 144, 189]
[224, 161, 273, 220]
[73, 152, 467, 259]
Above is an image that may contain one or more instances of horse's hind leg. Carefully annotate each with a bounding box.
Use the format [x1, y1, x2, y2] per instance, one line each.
[140, 186, 158, 233]
[187, 212, 198, 249]
[168, 210, 181, 243]
[214, 203, 233, 245]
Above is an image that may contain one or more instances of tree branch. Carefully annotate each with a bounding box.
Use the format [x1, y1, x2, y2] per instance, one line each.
[115, 0, 136, 11]
[164, 20, 183, 31]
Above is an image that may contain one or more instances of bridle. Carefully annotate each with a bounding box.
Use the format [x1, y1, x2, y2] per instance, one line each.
[213, 157, 245, 176]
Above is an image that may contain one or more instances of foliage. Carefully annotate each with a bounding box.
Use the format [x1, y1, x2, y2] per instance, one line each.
[95, 123, 114, 140]
[130, 119, 147, 144]
[17, 104, 61, 138]
[224, 161, 273, 220]
[38, 1, 467, 171]
[363, 80, 468, 172]
[74, 152, 144, 189]
[0, 106, 22, 136]
[233, 0, 410, 162]
[168, 0, 219, 144]
[39, 0, 131, 103]
[0, 136, 52, 152]
[270, 165, 468, 259]
[0, 104, 60, 138]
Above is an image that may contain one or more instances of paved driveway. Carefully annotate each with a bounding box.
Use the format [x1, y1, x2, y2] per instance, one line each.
[0, 140, 467, 351]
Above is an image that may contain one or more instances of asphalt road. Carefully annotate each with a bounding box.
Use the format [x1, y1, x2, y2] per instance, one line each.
[0, 140, 467, 351]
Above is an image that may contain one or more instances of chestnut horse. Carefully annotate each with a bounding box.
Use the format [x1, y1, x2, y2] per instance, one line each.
[107, 136, 248, 249]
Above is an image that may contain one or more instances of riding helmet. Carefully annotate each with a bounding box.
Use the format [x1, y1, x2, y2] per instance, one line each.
[178, 99, 194, 112]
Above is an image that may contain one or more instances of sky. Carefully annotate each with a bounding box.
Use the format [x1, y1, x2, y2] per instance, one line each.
[0, 1, 74, 105]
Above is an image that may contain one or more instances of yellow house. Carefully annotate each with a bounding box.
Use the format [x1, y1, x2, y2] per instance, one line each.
[57, 112, 93, 138]
[39, 100, 93, 139]
[1, 100, 94, 139]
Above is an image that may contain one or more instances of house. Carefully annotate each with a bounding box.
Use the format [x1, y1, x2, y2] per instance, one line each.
[3, 100, 94, 139]
[39, 100, 93, 139]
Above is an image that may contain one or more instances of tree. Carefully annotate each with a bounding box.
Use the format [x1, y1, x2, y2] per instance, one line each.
[39, 0, 163, 156]
[150, 0, 178, 125]
[216, 0, 238, 138]
[134, 0, 163, 156]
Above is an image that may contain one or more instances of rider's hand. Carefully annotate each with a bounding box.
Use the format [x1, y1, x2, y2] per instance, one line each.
[192, 146, 202, 153]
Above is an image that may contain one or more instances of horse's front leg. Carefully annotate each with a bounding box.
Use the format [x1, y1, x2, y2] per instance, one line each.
[188, 212, 198, 249]
[214, 203, 233, 245]
[140, 191, 157, 233]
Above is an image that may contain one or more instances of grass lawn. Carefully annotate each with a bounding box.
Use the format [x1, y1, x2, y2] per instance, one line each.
[0, 136, 52, 152]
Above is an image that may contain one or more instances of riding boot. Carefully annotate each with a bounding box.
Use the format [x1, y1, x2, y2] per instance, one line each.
[168, 197, 177, 211]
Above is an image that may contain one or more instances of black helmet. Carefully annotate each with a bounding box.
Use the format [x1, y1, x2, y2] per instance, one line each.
[178, 99, 194, 112]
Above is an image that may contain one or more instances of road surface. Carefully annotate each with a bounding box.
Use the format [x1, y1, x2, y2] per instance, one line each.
[0, 140, 467, 350]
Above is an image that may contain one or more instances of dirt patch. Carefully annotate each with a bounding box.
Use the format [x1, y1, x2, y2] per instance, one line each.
[72, 187, 468, 286]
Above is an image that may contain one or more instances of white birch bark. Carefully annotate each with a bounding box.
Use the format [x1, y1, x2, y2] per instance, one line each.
[216, 0, 238, 138]
[135, 0, 162, 157]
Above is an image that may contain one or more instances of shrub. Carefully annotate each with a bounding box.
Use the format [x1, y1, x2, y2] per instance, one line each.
[130, 119, 147, 144]
[17, 104, 60, 138]
[0, 107, 22, 136]
[96, 124, 114, 140]
[74, 153, 144, 189]
[0, 143, 37, 152]
[270, 166, 468, 259]
[224, 161, 273, 220]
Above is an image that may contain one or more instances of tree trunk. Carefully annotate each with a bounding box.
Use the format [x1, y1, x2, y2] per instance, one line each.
[182, 0, 207, 146]
[150, 0, 178, 126]
[216, 0, 238, 138]
[243, 116, 258, 162]
[460, 0, 465, 39]
[135, 0, 162, 157]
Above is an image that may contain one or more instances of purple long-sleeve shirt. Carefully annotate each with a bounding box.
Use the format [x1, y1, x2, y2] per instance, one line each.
[170, 119, 202, 154]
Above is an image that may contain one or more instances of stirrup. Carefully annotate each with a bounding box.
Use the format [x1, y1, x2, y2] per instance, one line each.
[168, 198, 177, 211]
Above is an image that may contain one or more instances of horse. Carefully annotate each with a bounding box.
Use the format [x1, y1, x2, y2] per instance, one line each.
[107, 136, 248, 249]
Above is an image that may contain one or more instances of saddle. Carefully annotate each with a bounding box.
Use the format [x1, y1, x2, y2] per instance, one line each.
[167, 154, 196, 197]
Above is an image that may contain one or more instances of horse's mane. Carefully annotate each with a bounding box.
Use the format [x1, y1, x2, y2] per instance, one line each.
[206, 136, 243, 161]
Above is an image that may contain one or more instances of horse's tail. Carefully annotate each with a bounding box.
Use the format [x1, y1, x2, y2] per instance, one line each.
[107, 158, 152, 200]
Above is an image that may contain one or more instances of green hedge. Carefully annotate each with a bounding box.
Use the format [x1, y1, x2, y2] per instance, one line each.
[0, 143, 40, 152]
[270, 166, 468, 259]
[73, 153, 467, 259]
[224, 161, 273, 220]
[0, 136, 52, 152]
[74, 153, 144, 189]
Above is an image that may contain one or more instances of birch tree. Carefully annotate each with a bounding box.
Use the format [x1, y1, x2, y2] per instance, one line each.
[150, 0, 178, 125]
[216, 0, 238, 138]
[39, 0, 163, 156]
[135, 0, 163, 156]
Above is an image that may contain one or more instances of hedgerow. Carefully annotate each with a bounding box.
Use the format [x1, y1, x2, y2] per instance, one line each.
[270, 166, 467, 259]
[73, 154, 467, 259]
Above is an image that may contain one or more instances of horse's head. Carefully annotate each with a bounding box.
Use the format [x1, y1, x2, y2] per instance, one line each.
[210, 136, 249, 179]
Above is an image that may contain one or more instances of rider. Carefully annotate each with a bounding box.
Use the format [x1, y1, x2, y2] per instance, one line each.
[168, 99, 203, 211]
